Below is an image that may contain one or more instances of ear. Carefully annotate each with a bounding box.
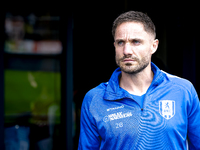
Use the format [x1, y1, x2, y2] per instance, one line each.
[151, 39, 159, 54]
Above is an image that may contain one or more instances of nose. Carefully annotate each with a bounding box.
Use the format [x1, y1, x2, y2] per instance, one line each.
[123, 43, 133, 56]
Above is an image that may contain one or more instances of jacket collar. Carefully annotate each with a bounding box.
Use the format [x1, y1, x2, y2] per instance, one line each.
[103, 62, 166, 101]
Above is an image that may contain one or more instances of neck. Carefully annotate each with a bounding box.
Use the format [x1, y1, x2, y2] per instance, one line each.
[120, 64, 154, 96]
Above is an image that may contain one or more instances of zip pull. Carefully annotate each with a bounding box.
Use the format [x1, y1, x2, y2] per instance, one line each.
[141, 108, 144, 111]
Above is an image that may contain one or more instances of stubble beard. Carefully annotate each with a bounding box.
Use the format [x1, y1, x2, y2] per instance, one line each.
[116, 55, 150, 74]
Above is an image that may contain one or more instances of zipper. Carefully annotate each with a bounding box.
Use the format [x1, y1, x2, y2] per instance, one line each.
[141, 94, 146, 111]
[141, 76, 161, 111]
[141, 89, 154, 111]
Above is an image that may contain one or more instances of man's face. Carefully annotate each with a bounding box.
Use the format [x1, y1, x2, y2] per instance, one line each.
[114, 22, 158, 74]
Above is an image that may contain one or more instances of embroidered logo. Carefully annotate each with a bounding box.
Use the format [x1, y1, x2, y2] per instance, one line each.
[107, 105, 124, 111]
[103, 111, 132, 122]
[159, 100, 175, 120]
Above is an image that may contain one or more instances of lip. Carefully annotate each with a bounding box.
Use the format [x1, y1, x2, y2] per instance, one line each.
[123, 59, 136, 62]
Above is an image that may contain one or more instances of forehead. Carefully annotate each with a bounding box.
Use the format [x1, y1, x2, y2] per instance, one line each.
[115, 22, 150, 40]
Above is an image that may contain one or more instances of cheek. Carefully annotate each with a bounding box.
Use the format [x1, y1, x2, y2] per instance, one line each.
[115, 48, 123, 57]
[136, 47, 151, 60]
[132, 46, 144, 56]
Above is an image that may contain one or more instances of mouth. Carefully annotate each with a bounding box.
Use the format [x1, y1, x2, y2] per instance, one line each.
[123, 58, 136, 62]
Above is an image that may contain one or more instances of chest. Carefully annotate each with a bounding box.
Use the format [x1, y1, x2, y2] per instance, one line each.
[93, 89, 188, 147]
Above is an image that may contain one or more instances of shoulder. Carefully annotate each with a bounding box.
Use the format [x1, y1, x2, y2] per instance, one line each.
[81, 82, 108, 108]
[162, 70, 196, 95]
[85, 82, 108, 99]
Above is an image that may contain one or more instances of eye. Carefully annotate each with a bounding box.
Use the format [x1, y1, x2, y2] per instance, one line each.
[116, 40, 124, 46]
[132, 40, 140, 45]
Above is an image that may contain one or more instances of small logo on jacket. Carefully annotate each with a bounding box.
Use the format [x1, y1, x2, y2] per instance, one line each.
[107, 105, 124, 111]
[103, 111, 132, 122]
[159, 100, 175, 120]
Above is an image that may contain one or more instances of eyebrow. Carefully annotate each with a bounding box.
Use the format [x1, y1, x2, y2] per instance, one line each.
[115, 38, 143, 42]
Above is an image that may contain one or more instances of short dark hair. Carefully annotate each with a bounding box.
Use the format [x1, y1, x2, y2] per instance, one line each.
[112, 11, 156, 39]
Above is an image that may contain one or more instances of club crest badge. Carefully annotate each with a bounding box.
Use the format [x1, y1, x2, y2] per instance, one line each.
[159, 100, 175, 120]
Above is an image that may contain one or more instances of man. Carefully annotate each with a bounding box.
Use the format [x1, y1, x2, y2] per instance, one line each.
[78, 11, 200, 149]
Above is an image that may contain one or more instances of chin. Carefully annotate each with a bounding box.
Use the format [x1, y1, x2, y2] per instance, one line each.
[120, 65, 139, 74]
[120, 63, 149, 74]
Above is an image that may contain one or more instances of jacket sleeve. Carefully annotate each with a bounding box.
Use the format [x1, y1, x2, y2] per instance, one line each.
[78, 93, 101, 150]
[187, 86, 200, 150]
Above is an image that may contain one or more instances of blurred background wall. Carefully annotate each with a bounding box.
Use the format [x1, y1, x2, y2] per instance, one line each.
[0, 0, 199, 150]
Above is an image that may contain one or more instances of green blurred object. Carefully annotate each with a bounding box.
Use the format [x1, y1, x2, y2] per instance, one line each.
[4, 70, 61, 124]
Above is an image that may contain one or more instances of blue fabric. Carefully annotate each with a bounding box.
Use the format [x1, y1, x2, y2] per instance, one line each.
[5, 126, 30, 150]
[131, 93, 146, 109]
[78, 62, 200, 150]
[119, 87, 146, 109]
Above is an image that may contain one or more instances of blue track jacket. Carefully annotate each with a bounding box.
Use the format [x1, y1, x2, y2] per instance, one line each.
[78, 63, 200, 150]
